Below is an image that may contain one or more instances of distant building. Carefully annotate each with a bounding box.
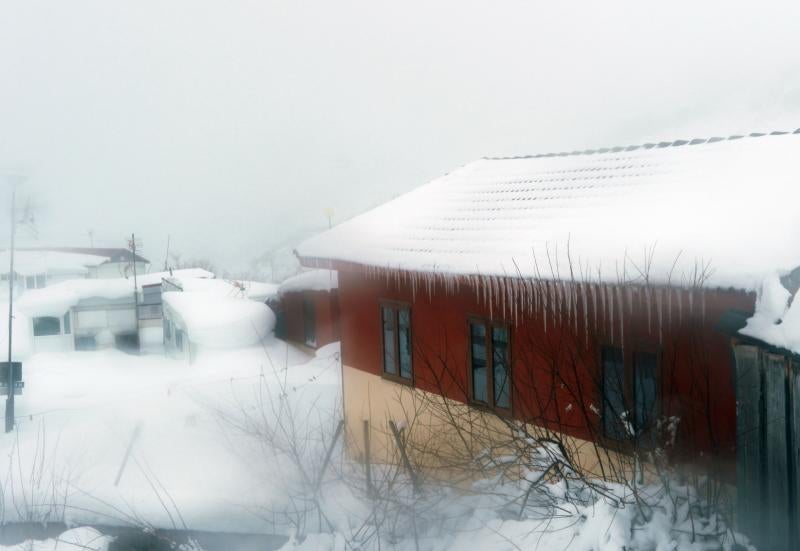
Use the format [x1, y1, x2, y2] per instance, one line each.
[0, 247, 151, 299]
[274, 269, 339, 350]
[16, 269, 213, 354]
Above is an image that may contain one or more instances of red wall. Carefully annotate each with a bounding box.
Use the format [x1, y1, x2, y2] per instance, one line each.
[283, 290, 340, 349]
[337, 269, 755, 468]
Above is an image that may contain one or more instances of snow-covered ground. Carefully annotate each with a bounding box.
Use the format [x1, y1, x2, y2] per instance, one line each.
[0, 338, 340, 538]
[0, 329, 751, 550]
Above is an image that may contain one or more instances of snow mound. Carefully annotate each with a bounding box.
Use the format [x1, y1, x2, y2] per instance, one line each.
[741, 272, 800, 353]
[278, 270, 338, 296]
[174, 276, 278, 301]
[164, 291, 276, 348]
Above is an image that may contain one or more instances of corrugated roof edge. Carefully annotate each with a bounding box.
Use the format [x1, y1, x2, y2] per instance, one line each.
[484, 128, 800, 161]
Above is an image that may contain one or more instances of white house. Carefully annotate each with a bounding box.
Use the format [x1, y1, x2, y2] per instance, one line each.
[0, 247, 151, 300]
[15, 268, 214, 354]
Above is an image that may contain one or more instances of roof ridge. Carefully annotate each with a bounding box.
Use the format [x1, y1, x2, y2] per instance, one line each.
[484, 128, 800, 161]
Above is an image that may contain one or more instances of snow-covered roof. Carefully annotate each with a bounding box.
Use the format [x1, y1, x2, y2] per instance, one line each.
[164, 274, 278, 302]
[0, 250, 109, 276]
[278, 269, 338, 296]
[16, 269, 213, 317]
[297, 131, 800, 291]
[163, 292, 275, 348]
[740, 274, 800, 354]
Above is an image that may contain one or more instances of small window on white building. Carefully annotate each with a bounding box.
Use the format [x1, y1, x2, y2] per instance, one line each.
[33, 317, 61, 337]
[25, 275, 35, 289]
[63, 313, 71, 335]
[35, 274, 46, 288]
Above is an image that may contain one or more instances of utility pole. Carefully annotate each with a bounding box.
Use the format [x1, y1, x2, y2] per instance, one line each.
[163, 234, 170, 271]
[6, 186, 16, 432]
[129, 233, 140, 313]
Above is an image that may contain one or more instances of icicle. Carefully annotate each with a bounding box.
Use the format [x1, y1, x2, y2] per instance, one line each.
[581, 283, 590, 346]
[600, 282, 607, 329]
[542, 281, 549, 333]
[626, 286, 634, 317]
[701, 290, 706, 323]
[656, 287, 664, 345]
[616, 285, 624, 352]
[572, 282, 579, 335]
[667, 285, 673, 327]
[607, 285, 615, 342]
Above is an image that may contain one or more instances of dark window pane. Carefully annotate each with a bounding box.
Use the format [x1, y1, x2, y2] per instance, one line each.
[25, 276, 35, 289]
[35, 274, 46, 288]
[382, 306, 396, 375]
[634, 351, 659, 447]
[33, 316, 61, 337]
[470, 322, 488, 402]
[602, 346, 627, 440]
[398, 308, 412, 379]
[63, 313, 71, 335]
[492, 326, 510, 408]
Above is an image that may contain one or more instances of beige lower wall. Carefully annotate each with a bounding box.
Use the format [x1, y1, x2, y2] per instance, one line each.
[342, 364, 638, 482]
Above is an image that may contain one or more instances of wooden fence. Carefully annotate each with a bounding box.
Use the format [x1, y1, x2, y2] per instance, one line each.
[733, 343, 800, 551]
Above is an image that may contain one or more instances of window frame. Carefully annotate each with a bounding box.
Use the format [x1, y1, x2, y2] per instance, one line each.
[32, 316, 61, 337]
[598, 339, 662, 448]
[379, 300, 413, 386]
[467, 315, 513, 415]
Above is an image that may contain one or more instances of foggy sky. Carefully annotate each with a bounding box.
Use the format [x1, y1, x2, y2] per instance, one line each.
[1, 0, 799, 275]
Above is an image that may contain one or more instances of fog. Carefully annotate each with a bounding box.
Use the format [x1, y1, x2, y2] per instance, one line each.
[1, 0, 799, 275]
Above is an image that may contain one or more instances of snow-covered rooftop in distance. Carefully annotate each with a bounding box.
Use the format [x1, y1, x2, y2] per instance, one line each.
[278, 269, 338, 296]
[17, 269, 213, 317]
[297, 130, 800, 291]
[0, 250, 109, 276]
[163, 292, 275, 348]
[165, 274, 278, 302]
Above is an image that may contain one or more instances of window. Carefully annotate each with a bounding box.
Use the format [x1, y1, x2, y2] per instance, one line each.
[25, 275, 35, 289]
[175, 328, 184, 351]
[634, 351, 659, 447]
[164, 319, 172, 339]
[602, 346, 661, 444]
[469, 319, 511, 410]
[602, 346, 627, 440]
[33, 316, 61, 337]
[381, 303, 412, 382]
[141, 285, 162, 305]
[63, 313, 71, 335]
[35, 274, 46, 288]
[75, 336, 97, 351]
[303, 295, 316, 347]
